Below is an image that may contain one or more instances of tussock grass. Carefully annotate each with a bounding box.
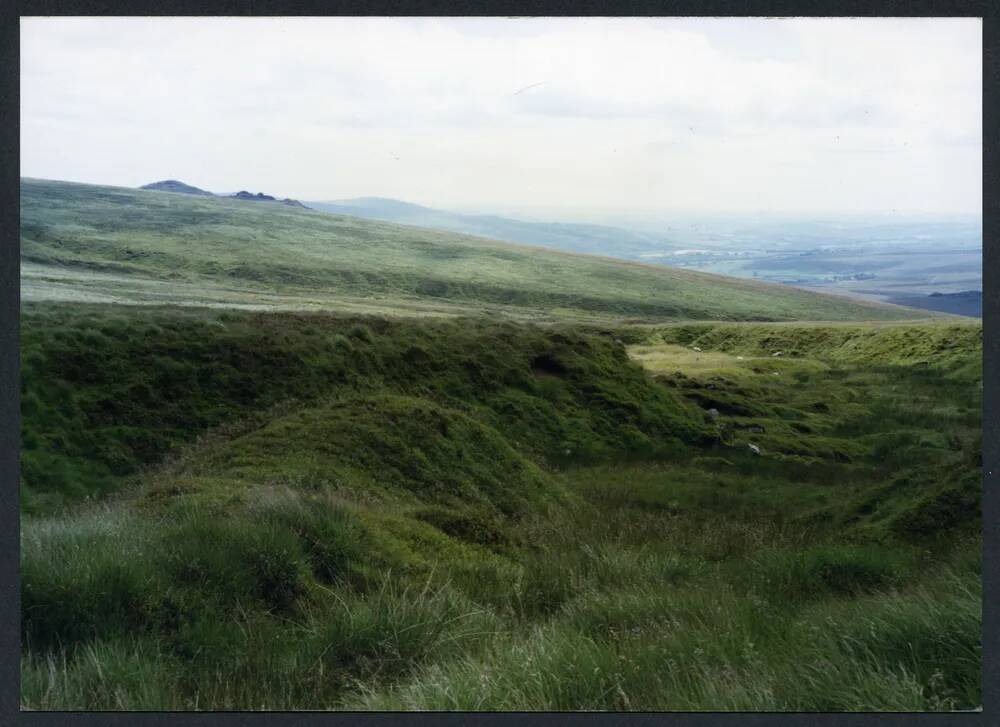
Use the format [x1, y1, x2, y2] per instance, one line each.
[350, 561, 980, 712]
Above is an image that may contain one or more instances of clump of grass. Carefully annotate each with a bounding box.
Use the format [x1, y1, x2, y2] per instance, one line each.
[21, 507, 156, 651]
[21, 637, 184, 711]
[156, 511, 310, 612]
[412, 505, 514, 552]
[347, 324, 373, 343]
[303, 575, 502, 679]
[250, 491, 371, 587]
[742, 544, 918, 602]
[349, 623, 625, 711]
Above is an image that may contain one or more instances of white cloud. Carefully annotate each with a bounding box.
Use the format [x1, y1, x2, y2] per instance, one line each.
[20, 16, 981, 216]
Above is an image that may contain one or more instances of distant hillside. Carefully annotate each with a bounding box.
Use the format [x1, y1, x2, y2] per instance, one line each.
[140, 179, 214, 196]
[21, 178, 925, 323]
[309, 197, 675, 258]
[885, 290, 982, 318]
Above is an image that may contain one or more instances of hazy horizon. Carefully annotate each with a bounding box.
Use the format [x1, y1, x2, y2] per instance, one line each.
[21, 17, 982, 219]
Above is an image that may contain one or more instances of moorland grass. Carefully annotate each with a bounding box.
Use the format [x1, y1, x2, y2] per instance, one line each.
[19, 306, 981, 710]
[20, 304, 710, 513]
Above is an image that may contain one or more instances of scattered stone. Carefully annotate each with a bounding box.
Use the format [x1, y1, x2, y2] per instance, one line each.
[692, 346, 702, 352]
[736, 356, 745, 360]
[747, 424, 765, 433]
[772, 372, 780, 376]
[233, 190, 277, 202]
[772, 351, 782, 357]
[707, 408, 720, 420]
[230, 191, 311, 209]
[748, 443, 761, 455]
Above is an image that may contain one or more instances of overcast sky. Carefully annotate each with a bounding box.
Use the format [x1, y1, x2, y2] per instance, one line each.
[21, 17, 982, 219]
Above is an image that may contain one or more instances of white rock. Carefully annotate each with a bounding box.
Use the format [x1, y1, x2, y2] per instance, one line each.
[692, 346, 702, 352]
[748, 443, 761, 455]
[772, 351, 782, 357]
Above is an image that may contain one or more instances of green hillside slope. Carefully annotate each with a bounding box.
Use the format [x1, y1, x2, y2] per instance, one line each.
[21, 178, 923, 322]
[308, 196, 677, 257]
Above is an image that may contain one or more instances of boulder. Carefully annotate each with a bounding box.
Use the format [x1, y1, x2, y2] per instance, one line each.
[748, 443, 761, 455]
[233, 190, 277, 202]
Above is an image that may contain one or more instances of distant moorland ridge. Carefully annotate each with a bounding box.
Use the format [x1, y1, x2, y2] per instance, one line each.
[21, 177, 930, 323]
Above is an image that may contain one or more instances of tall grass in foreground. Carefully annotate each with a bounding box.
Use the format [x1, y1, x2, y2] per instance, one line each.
[349, 562, 980, 712]
[21, 483, 980, 711]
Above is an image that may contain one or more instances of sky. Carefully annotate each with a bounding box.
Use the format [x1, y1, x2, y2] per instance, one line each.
[20, 17, 982, 219]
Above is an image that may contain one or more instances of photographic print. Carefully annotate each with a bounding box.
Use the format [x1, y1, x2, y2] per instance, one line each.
[18, 15, 982, 712]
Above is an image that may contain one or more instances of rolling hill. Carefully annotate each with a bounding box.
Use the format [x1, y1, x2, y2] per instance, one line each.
[140, 179, 214, 196]
[884, 290, 982, 318]
[20, 178, 924, 323]
[308, 196, 677, 258]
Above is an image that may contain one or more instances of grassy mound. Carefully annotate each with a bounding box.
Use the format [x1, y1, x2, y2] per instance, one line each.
[21, 304, 711, 513]
[159, 395, 558, 516]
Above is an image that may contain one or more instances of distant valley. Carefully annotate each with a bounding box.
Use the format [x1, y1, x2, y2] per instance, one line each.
[132, 182, 982, 318]
[309, 197, 983, 318]
[308, 197, 676, 259]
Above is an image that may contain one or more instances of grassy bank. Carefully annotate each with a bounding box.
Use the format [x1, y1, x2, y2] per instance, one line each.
[20, 303, 710, 514]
